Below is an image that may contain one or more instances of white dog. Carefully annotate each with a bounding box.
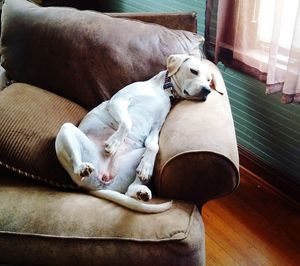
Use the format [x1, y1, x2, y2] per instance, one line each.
[55, 54, 223, 213]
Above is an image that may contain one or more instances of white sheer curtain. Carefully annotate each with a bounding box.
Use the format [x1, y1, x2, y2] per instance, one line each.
[263, 0, 300, 103]
[206, 0, 300, 103]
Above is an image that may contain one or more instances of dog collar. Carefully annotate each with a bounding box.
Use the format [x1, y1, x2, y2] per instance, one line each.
[163, 71, 176, 102]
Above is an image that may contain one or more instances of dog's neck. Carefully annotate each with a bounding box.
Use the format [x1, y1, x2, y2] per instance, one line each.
[162, 71, 180, 103]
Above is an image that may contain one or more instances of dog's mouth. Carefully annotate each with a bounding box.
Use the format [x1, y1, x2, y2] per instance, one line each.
[183, 89, 208, 102]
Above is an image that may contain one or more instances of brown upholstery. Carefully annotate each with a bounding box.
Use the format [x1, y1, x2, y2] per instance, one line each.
[0, 83, 86, 189]
[0, 170, 205, 266]
[0, 74, 239, 204]
[106, 12, 198, 32]
[1, 0, 202, 110]
[0, 0, 239, 265]
[155, 60, 239, 205]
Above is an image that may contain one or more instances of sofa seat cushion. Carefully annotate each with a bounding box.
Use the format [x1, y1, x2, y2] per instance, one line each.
[1, 0, 202, 110]
[0, 83, 87, 188]
[0, 172, 205, 266]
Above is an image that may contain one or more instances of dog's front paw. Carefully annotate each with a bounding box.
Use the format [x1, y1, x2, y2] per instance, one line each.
[104, 136, 121, 155]
[75, 162, 95, 179]
[136, 160, 153, 183]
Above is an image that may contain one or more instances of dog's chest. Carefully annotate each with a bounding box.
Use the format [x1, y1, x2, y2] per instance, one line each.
[128, 94, 169, 137]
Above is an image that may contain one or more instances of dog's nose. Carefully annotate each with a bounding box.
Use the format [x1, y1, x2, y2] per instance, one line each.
[201, 85, 211, 96]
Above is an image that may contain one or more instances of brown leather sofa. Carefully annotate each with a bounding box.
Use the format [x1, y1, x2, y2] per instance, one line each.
[0, 0, 239, 265]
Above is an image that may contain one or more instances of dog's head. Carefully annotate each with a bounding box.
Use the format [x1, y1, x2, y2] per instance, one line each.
[166, 54, 224, 101]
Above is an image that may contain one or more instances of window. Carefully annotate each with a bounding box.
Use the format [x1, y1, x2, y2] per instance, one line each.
[205, 0, 300, 103]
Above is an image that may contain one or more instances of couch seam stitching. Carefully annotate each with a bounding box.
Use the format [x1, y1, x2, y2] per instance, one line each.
[0, 160, 77, 190]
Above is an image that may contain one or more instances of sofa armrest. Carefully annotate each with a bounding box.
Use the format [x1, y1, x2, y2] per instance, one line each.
[154, 60, 239, 208]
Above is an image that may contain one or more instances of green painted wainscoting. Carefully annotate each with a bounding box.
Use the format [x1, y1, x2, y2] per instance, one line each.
[100, 0, 300, 192]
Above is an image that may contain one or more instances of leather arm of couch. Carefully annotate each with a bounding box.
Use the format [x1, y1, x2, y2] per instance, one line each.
[154, 59, 240, 209]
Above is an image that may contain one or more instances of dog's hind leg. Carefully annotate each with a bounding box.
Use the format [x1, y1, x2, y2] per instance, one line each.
[55, 122, 100, 187]
[104, 98, 132, 155]
[136, 127, 161, 183]
[125, 176, 153, 201]
[125, 129, 160, 201]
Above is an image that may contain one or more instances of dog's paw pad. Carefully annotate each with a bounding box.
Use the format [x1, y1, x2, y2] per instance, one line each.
[137, 191, 150, 201]
[125, 185, 152, 201]
[104, 143, 113, 154]
[135, 186, 152, 202]
[104, 138, 121, 155]
[78, 162, 95, 178]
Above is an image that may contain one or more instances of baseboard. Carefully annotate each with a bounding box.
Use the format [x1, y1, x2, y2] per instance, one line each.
[238, 145, 300, 204]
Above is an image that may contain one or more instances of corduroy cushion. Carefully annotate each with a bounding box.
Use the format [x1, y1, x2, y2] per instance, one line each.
[0, 83, 87, 188]
[1, 0, 202, 110]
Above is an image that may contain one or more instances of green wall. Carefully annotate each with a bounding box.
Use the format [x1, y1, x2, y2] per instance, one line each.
[220, 66, 300, 180]
[102, 0, 300, 186]
[99, 0, 206, 34]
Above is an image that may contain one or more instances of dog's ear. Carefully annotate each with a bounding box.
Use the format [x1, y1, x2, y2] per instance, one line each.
[167, 54, 190, 77]
[209, 70, 225, 95]
[210, 72, 225, 95]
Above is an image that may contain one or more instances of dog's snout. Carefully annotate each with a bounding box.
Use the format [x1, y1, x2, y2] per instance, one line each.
[201, 85, 211, 96]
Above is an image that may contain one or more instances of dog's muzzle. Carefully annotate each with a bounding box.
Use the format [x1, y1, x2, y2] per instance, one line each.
[202, 85, 211, 96]
[199, 85, 211, 101]
[184, 85, 211, 101]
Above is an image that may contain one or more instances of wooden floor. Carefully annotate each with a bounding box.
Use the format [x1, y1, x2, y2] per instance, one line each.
[202, 166, 300, 266]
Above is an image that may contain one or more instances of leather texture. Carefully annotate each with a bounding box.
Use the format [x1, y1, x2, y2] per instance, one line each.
[0, 1, 239, 265]
[1, 0, 202, 110]
[155, 59, 239, 206]
[106, 12, 198, 32]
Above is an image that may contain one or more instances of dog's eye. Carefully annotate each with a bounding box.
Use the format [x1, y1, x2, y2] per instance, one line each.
[190, 68, 199, 75]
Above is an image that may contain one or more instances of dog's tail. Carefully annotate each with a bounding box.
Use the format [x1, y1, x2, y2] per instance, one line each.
[89, 190, 172, 213]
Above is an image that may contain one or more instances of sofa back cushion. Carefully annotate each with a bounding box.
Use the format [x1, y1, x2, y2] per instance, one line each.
[1, 0, 202, 109]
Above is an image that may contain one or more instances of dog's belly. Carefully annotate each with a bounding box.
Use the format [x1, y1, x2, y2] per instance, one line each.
[84, 128, 143, 189]
[79, 101, 149, 145]
[77, 100, 161, 191]
[86, 127, 143, 151]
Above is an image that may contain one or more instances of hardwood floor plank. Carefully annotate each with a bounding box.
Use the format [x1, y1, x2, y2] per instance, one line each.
[205, 234, 239, 266]
[240, 167, 300, 217]
[202, 167, 300, 266]
[239, 167, 300, 247]
[283, 213, 300, 249]
[211, 197, 298, 266]
[204, 202, 275, 266]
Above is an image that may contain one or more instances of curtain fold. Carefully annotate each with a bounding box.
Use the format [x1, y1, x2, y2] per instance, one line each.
[205, 0, 300, 104]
